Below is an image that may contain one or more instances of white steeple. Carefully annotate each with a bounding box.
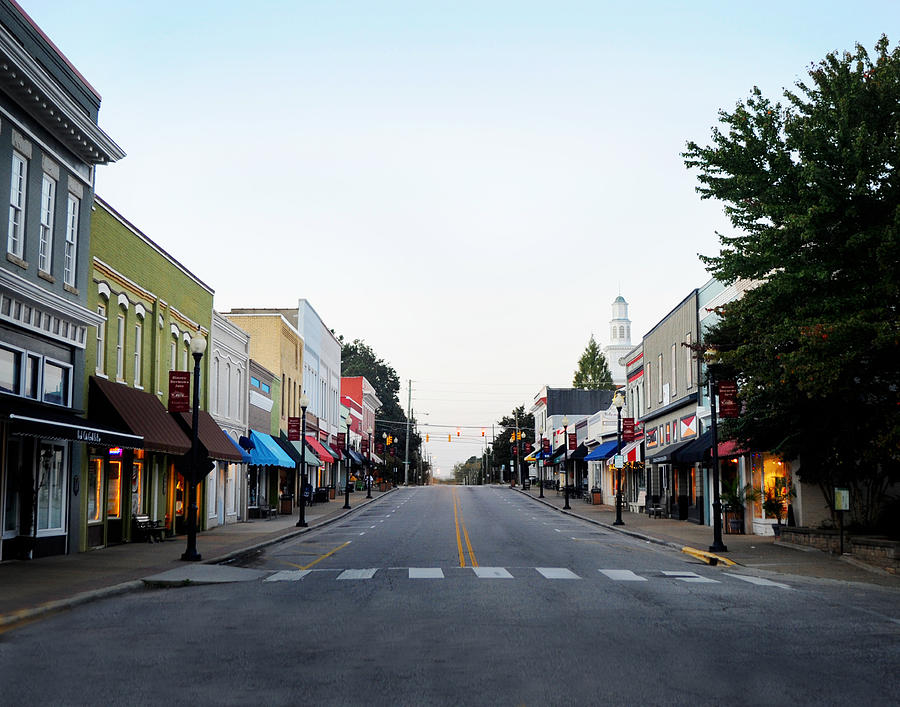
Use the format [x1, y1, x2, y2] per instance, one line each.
[604, 295, 632, 386]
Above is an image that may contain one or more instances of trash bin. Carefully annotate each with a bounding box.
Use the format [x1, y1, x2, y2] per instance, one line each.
[677, 495, 689, 520]
[591, 488, 603, 505]
[279, 494, 293, 515]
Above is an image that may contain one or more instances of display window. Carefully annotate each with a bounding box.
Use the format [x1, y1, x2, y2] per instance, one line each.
[750, 453, 792, 519]
[107, 459, 122, 519]
[36, 442, 66, 532]
[87, 456, 103, 523]
[131, 451, 144, 516]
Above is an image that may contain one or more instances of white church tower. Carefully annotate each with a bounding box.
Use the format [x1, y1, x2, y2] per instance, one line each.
[604, 295, 632, 386]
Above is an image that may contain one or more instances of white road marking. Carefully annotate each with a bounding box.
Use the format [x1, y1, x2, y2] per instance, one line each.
[536, 567, 580, 579]
[554, 528, 561, 533]
[337, 569, 378, 580]
[264, 570, 311, 582]
[359, 532, 366, 535]
[409, 568, 444, 579]
[662, 570, 719, 583]
[370, 525, 376, 528]
[473, 567, 514, 579]
[599, 569, 647, 581]
[726, 573, 791, 589]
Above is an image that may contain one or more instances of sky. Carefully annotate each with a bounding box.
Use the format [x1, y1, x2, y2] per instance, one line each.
[19, 0, 898, 477]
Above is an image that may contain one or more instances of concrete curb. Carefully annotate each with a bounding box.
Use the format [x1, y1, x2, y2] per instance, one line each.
[0, 488, 397, 631]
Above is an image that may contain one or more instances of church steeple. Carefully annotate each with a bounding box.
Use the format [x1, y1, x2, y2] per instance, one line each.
[604, 295, 632, 386]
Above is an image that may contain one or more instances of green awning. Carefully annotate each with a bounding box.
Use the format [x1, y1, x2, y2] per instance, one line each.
[291, 440, 321, 467]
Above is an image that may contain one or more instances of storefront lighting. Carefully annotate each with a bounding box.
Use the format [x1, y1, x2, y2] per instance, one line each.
[108, 447, 122, 457]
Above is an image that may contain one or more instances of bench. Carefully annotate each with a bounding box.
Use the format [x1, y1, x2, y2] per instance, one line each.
[647, 495, 663, 518]
[133, 514, 165, 543]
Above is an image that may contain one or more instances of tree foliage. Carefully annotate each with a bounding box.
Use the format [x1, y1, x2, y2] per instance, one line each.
[684, 36, 900, 527]
[453, 456, 483, 484]
[572, 335, 615, 390]
[490, 405, 535, 481]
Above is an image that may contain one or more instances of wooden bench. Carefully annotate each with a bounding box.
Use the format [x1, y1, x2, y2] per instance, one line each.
[133, 514, 165, 543]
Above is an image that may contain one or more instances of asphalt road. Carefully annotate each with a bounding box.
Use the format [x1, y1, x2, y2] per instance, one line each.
[2, 486, 899, 706]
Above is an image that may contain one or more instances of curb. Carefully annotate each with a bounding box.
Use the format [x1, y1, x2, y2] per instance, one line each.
[681, 546, 738, 566]
[0, 488, 397, 632]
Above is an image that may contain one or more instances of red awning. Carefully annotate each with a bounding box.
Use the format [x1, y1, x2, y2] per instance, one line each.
[305, 435, 334, 463]
[717, 440, 745, 457]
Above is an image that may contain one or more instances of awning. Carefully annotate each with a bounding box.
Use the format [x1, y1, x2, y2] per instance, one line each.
[672, 430, 713, 464]
[649, 439, 693, 464]
[305, 435, 334, 464]
[570, 443, 589, 461]
[6, 404, 143, 450]
[549, 445, 568, 465]
[717, 440, 745, 458]
[248, 430, 294, 467]
[370, 452, 383, 465]
[227, 434, 251, 463]
[273, 433, 301, 466]
[585, 440, 619, 461]
[346, 448, 364, 465]
[171, 411, 243, 462]
[621, 439, 641, 463]
[524, 450, 538, 462]
[89, 376, 190, 455]
[296, 440, 321, 467]
[320, 439, 341, 462]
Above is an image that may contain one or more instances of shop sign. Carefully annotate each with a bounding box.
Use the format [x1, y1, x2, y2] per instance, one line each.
[337, 432, 346, 450]
[376, 442, 384, 455]
[542, 438, 550, 454]
[361, 438, 369, 453]
[614, 454, 624, 469]
[568, 432, 577, 450]
[718, 380, 740, 418]
[288, 417, 301, 441]
[622, 418, 635, 442]
[834, 487, 850, 511]
[168, 371, 191, 412]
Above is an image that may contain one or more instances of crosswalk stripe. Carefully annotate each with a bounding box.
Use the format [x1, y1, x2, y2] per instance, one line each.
[536, 567, 580, 579]
[409, 568, 444, 579]
[473, 567, 513, 579]
[662, 570, 719, 583]
[337, 569, 378, 580]
[599, 569, 647, 582]
[726, 573, 791, 589]
[265, 570, 311, 582]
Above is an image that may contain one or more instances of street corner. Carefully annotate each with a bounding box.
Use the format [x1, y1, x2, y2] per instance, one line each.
[143, 564, 271, 587]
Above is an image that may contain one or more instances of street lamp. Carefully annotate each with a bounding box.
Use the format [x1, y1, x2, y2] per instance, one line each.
[366, 426, 373, 498]
[296, 394, 310, 527]
[709, 377, 727, 552]
[562, 416, 571, 510]
[181, 330, 207, 561]
[538, 426, 545, 498]
[613, 392, 625, 526]
[343, 414, 352, 510]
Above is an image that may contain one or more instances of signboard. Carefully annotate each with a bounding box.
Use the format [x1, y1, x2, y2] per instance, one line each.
[542, 438, 550, 454]
[287, 417, 302, 441]
[336, 432, 346, 451]
[568, 432, 577, 451]
[717, 380, 740, 418]
[168, 371, 191, 412]
[376, 442, 385, 455]
[834, 487, 850, 511]
[614, 454, 624, 469]
[360, 438, 369, 453]
[622, 418, 635, 442]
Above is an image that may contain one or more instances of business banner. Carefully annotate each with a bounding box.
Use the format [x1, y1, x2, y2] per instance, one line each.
[622, 418, 635, 442]
[168, 371, 190, 412]
[288, 417, 301, 441]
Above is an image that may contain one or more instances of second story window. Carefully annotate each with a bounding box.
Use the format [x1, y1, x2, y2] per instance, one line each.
[64, 194, 80, 287]
[95, 304, 106, 375]
[8, 151, 27, 258]
[116, 314, 125, 381]
[133, 321, 142, 387]
[39, 174, 56, 273]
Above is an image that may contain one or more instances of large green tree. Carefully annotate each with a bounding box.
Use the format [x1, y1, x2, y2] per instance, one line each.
[683, 36, 900, 527]
[490, 405, 535, 482]
[572, 335, 615, 390]
[339, 337, 420, 469]
[453, 456, 483, 485]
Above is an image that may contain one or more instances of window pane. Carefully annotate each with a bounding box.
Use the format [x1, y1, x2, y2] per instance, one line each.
[107, 461, 122, 518]
[0, 346, 21, 394]
[43, 361, 69, 406]
[37, 444, 65, 530]
[87, 457, 102, 522]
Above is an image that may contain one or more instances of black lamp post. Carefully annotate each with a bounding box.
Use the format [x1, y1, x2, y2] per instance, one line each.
[538, 426, 545, 498]
[181, 330, 207, 562]
[613, 392, 625, 526]
[343, 414, 352, 510]
[709, 377, 727, 552]
[562, 416, 570, 510]
[366, 427, 373, 498]
[296, 394, 309, 527]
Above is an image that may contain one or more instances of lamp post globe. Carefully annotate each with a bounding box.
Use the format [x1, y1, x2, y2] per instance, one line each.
[296, 394, 310, 527]
[181, 330, 207, 562]
[613, 392, 625, 526]
[562, 416, 570, 510]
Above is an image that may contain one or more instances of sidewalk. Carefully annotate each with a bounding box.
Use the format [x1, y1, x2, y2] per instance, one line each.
[511, 484, 900, 589]
[0, 487, 395, 629]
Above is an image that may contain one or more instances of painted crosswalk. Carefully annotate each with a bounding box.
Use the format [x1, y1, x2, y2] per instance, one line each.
[262, 567, 792, 588]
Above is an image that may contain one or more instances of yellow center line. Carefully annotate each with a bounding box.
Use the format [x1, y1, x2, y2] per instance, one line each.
[285, 541, 352, 571]
[453, 489, 466, 567]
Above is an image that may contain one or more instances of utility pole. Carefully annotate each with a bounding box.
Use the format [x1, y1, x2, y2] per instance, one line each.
[403, 379, 412, 485]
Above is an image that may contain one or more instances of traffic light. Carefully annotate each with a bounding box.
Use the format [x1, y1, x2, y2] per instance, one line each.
[456, 428, 460, 437]
[481, 429, 485, 437]
[387, 435, 393, 445]
[448, 434, 451, 442]
[425, 434, 429, 443]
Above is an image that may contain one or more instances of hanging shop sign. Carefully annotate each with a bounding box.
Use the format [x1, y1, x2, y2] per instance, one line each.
[337, 432, 346, 450]
[288, 417, 301, 441]
[622, 418, 635, 442]
[568, 432, 577, 450]
[168, 371, 191, 412]
[717, 380, 740, 418]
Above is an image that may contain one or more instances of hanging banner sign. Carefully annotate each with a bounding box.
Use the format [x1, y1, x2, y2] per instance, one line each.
[542, 438, 551, 454]
[622, 418, 635, 442]
[361, 438, 369, 453]
[168, 371, 190, 412]
[376, 442, 385, 455]
[568, 432, 577, 450]
[288, 417, 301, 441]
[337, 432, 346, 450]
[717, 380, 740, 418]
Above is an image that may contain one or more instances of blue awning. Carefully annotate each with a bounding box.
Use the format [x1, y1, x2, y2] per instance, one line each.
[227, 433, 251, 463]
[248, 430, 295, 467]
[585, 440, 619, 461]
[346, 448, 364, 465]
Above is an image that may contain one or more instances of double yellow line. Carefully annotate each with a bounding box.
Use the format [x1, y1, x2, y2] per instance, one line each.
[452, 488, 478, 567]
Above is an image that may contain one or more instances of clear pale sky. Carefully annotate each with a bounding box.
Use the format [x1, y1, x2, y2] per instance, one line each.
[20, 1, 898, 475]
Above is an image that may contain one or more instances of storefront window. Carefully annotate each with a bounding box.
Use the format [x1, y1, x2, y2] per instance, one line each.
[762, 454, 792, 519]
[36, 443, 65, 531]
[131, 451, 144, 516]
[87, 457, 103, 523]
[107, 460, 122, 519]
[42, 360, 70, 406]
[4, 438, 22, 533]
[1, 345, 21, 394]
